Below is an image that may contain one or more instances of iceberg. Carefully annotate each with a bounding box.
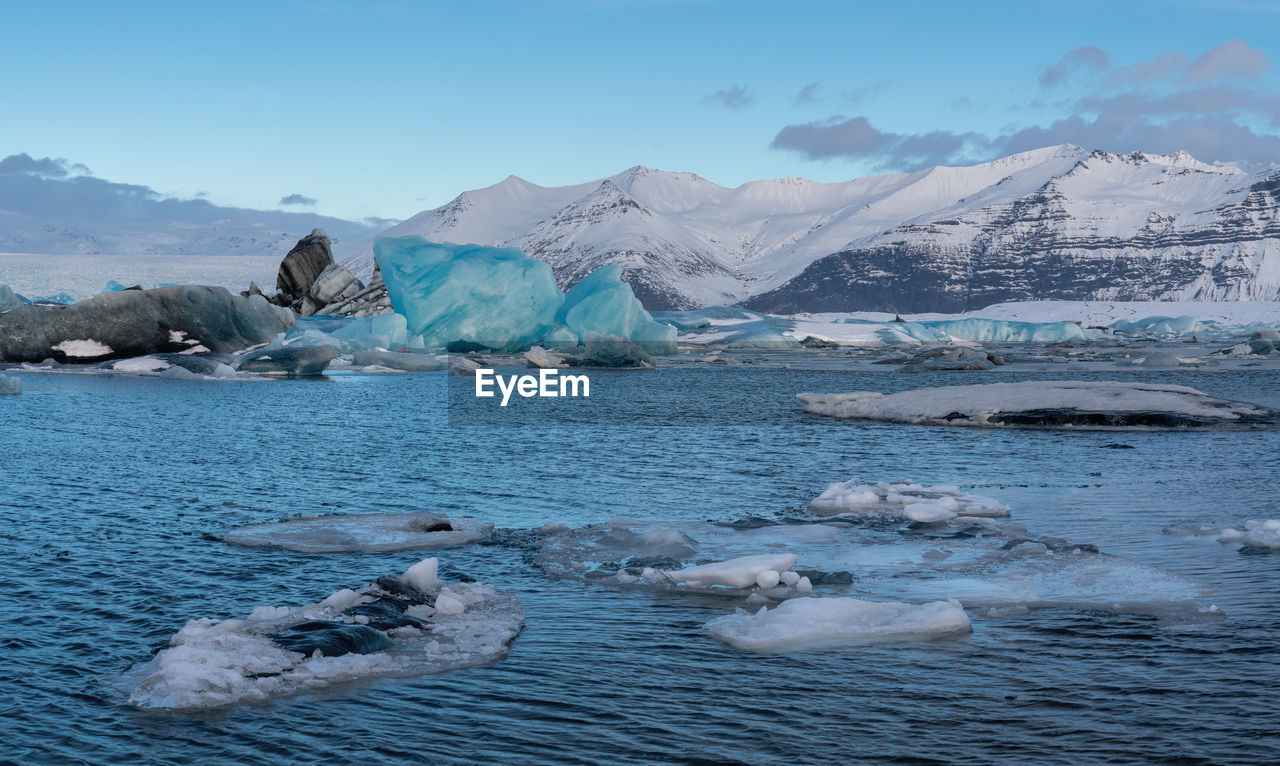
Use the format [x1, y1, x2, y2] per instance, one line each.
[892, 318, 1089, 344]
[1214, 520, 1280, 551]
[1111, 315, 1208, 335]
[705, 597, 971, 652]
[0, 374, 20, 395]
[0, 286, 294, 363]
[377, 237, 563, 352]
[127, 556, 523, 710]
[224, 513, 492, 553]
[375, 237, 676, 353]
[799, 381, 1278, 429]
[553, 265, 676, 353]
[0, 283, 21, 313]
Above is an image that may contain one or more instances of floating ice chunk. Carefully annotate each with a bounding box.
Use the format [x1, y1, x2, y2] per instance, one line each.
[377, 237, 563, 352]
[128, 556, 523, 710]
[1111, 315, 1207, 335]
[525, 345, 566, 369]
[107, 355, 173, 374]
[403, 557, 443, 591]
[331, 313, 413, 351]
[0, 283, 21, 313]
[799, 381, 1277, 429]
[705, 597, 971, 652]
[555, 265, 676, 353]
[224, 513, 492, 554]
[662, 553, 798, 589]
[1216, 519, 1280, 550]
[809, 480, 1009, 519]
[350, 350, 444, 372]
[0, 374, 20, 395]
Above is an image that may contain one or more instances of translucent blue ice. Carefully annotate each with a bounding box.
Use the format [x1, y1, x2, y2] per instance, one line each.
[882, 318, 1090, 343]
[1111, 316, 1208, 335]
[377, 237, 563, 352]
[554, 265, 676, 353]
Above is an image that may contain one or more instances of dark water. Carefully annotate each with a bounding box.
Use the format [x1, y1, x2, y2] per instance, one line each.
[2, 363, 1279, 764]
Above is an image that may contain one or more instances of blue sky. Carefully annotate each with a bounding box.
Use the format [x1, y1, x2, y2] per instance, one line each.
[3, 0, 1279, 221]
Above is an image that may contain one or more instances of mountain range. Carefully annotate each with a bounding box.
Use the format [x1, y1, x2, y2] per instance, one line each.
[340, 145, 1280, 312]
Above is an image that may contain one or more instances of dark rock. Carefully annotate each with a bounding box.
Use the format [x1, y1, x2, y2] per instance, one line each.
[238, 345, 337, 376]
[276, 228, 334, 304]
[0, 286, 294, 363]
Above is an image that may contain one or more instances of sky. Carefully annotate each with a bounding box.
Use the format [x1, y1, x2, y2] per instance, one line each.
[3, 0, 1280, 222]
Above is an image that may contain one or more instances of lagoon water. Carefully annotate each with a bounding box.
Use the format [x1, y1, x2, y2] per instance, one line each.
[2, 363, 1279, 764]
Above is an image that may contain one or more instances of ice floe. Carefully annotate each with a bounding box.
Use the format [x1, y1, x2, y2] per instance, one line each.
[1166, 519, 1280, 552]
[799, 381, 1277, 429]
[127, 556, 523, 710]
[705, 597, 971, 652]
[809, 480, 1010, 520]
[533, 482, 1215, 620]
[224, 513, 493, 553]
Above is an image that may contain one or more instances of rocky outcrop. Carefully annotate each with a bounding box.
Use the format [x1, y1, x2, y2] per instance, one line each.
[300, 263, 364, 316]
[314, 273, 392, 318]
[0, 286, 294, 363]
[276, 228, 334, 305]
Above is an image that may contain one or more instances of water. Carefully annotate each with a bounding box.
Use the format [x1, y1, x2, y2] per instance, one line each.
[0, 254, 278, 301]
[2, 363, 1279, 764]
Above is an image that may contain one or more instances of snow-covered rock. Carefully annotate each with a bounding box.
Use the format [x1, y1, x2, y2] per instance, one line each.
[799, 381, 1277, 429]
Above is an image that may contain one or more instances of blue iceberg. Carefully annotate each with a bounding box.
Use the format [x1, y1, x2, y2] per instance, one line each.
[553, 265, 676, 353]
[376, 237, 676, 353]
[377, 237, 563, 352]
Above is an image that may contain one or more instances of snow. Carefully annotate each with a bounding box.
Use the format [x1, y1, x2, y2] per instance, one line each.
[809, 480, 1011, 519]
[705, 597, 971, 652]
[127, 556, 523, 710]
[50, 339, 113, 358]
[224, 513, 492, 554]
[799, 381, 1276, 429]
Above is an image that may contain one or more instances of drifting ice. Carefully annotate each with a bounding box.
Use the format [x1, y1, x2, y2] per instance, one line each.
[224, 513, 492, 553]
[705, 597, 972, 652]
[799, 381, 1277, 429]
[809, 480, 1010, 519]
[128, 557, 523, 710]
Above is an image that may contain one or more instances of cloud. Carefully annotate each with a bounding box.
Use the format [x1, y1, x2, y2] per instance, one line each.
[771, 116, 986, 169]
[772, 40, 1280, 169]
[1039, 45, 1110, 88]
[0, 152, 377, 241]
[793, 81, 822, 106]
[279, 193, 317, 206]
[1183, 39, 1269, 82]
[701, 85, 755, 110]
[0, 153, 90, 178]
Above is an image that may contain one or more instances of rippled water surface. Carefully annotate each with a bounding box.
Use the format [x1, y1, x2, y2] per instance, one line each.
[2, 362, 1279, 764]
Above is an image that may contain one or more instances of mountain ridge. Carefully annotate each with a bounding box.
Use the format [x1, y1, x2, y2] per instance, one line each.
[341, 144, 1278, 311]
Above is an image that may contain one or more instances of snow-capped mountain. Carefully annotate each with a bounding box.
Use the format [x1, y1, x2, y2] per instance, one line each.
[342, 145, 1280, 311]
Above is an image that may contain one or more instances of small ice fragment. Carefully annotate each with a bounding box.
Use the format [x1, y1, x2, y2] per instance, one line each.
[755, 570, 782, 589]
[402, 557, 442, 592]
